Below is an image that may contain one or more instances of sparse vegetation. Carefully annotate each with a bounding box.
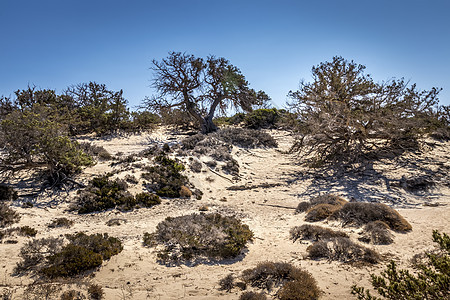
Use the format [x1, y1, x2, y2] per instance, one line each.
[48, 217, 74, 228]
[87, 283, 104, 300]
[307, 237, 380, 264]
[144, 213, 253, 264]
[359, 221, 393, 245]
[352, 230, 449, 299]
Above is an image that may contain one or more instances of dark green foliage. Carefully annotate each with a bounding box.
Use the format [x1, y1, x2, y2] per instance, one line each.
[352, 230, 449, 300]
[289, 56, 443, 164]
[145, 213, 253, 264]
[142, 156, 188, 198]
[77, 176, 160, 213]
[127, 110, 160, 132]
[332, 202, 412, 232]
[15, 233, 122, 278]
[134, 192, 161, 207]
[243, 108, 280, 129]
[0, 184, 18, 202]
[239, 291, 267, 300]
[215, 128, 277, 148]
[48, 217, 74, 228]
[241, 262, 321, 299]
[0, 203, 20, 227]
[41, 244, 103, 278]
[359, 221, 393, 245]
[290, 224, 348, 242]
[87, 283, 104, 300]
[307, 237, 380, 264]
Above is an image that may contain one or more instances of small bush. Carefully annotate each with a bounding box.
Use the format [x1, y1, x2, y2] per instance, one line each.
[359, 221, 393, 245]
[241, 262, 321, 299]
[244, 108, 280, 129]
[18, 226, 38, 237]
[87, 283, 104, 300]
[146, 213, 253, 264]
[179, 186, 192, 198]
[290, 224, 348, 242]
[67, 232, 123, 260]
[60, 289, 84, 300]
[41, 244, 103, 278]
[219, 274, 235, 292]
[124, 174, 139, 184]
[15, 237, 64, 273]
[295, 202, 311, 213]
[106, 218, 127, 226]
[296, 194, 347, 214]
[79, 142, 112, 160]
[239, 291, 267, 300]
[215, 128, 277, 148]
[134, 192, 161, 207]
[142, 156, 189, 198]
[48, 217, 74, 228]
[305, 203, 341, 222]
[307, 237, 380, 264]
[0, 184, 18, 201]
[332, 202, 412, 232]
[0, 203, 20, 228]
[190, 159, 203, 173]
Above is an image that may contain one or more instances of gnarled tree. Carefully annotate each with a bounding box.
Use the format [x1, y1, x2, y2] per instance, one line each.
[144, 52, 269, 133]
[288, 56, 442, 164]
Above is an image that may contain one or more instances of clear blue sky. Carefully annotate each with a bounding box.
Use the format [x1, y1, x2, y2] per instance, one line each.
[1, 0, 449, 109]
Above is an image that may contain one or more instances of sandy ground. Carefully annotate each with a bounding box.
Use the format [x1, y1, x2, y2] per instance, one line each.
[1, 128, 449, 299]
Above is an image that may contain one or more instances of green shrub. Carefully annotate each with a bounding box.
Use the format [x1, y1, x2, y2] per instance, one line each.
[67, 232, 123, 260]
[244, 108, 280, 129]
[145, 213, 253, 264]
[142, 156, 189, 198]
[41, 244, 103, 278]
[134, 192, 161, 207]
[215, 128, 278, 148]
[332, 202, 412, 232]
[290, 224, 348, 242]
[352, 230, 449, 300]
[307, 237, 380, 264]
[0, 203, 20, 228]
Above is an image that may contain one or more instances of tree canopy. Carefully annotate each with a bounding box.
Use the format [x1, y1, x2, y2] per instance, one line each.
[144, 52, 270, 133]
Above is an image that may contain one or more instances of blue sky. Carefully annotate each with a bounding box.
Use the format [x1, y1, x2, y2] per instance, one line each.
[1, 0, 449, 109]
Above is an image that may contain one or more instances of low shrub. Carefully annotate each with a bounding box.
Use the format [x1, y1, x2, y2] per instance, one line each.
[0, 203, 20, 227]
[307, 237, 380, 264]
[290, 224, 348, 242]
[77, 176, 161, 213]
[124, 174, 139, 184]
[359, 221, 393, 245]
[243, 108, 280, 129]
[87, 283, 104, 300]
[60, 289, 84, 300]
[332, 202, 412, 232]
[239, 291, 267, 300]
[215, 128, 277, 148]
[142, 155, 189, 198]
[218, 274, 235, 292]
[145, 213, 253, 264]
[17, 226, 37, 237]
[305, 204, 341, 222]
[0, 184, 18, 202]
[179, 186, 192, 198]
[296, 194, 347, 214]
[241, 262, 321, 299]
[15, 233, 122, 278]
[106, 218, 127, 226]
[48, 217, 74, 228]
[79, 142, 112, 160]
[352, 230, 449, 300]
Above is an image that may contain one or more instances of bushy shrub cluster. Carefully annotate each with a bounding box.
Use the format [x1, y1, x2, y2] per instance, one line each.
[358, 221, 393, 245]
[352, 230, 449, 300]
[239, 261, 321, 300]
[15, 233, 122, 278]
[243, 108, 281, 129]
[48, 217, 74, 228]
[307, 237, 380, 264]
[215, 128, 278, 148]
[142, 155, 191, 198]
[0, 203, 20, 228]
[77, 175, 160, 213]
[290, 224, 348, 242]
[144, 213, 253, 264]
